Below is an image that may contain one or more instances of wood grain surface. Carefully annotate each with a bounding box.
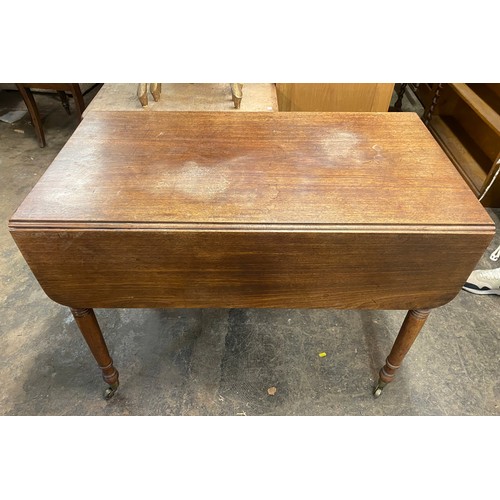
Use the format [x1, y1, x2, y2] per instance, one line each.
[9, 111, 494, 310]
[276, 84, 394, 112]
[10, 111, 493, 228]
[11, 228, 493, 309]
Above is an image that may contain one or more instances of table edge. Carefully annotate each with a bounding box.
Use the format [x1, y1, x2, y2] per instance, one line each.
[8, 220, 496, 235]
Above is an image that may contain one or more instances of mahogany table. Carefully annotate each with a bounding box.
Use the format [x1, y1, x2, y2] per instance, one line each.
[9, 111, 494, 399]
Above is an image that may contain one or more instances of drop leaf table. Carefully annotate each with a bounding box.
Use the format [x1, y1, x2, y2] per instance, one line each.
[9, 111, 494, 399]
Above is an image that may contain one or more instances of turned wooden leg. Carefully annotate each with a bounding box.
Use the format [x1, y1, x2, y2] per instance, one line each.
[374, 309, 430, 397]
[230, 83, 243, 109]
[16, 84, 46, 147]
[394, 83, 408, 111]
[70, 308, 119, 399]
[150, 83, 161, 102]
[137, 83, 148, 107]
[424, 83, 444, 126]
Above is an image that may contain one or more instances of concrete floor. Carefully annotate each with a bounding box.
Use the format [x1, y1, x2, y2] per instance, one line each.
[1, 86, 499, 415]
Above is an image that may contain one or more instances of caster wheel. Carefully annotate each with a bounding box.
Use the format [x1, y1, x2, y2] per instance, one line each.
[103, 383, 119, 400]
[373, 379, 387, 399]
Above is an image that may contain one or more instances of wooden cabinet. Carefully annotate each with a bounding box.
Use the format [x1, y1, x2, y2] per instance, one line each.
[276, 84, 394, 112]
[420, 83, 500, 207]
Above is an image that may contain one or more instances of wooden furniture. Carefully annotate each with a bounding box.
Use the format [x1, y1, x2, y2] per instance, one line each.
[137, 83, 244, 109]
[395, 83, 444, 116]
[275, 84, 394, 112]
[137, 83, 162, 107]
[393, 83, 408, 111]
[409, 84, 500, 207]
[9, 111, 494, 400]
[84, 84, 278, 113]
[230, 83, 243, 109]
[16, 83, 86, 148]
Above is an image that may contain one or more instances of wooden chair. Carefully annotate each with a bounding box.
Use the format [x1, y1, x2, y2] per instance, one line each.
[16, 83, 86, 147]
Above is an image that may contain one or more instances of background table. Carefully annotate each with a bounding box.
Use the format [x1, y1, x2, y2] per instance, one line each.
[83, 83, 278, 114]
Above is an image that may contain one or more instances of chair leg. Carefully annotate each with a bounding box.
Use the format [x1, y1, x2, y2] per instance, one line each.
[16, 84, 46, 148]
[57, 91, 71, 115]
[69, 84, 85, 121]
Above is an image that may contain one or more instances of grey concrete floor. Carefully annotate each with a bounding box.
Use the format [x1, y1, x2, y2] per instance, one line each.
[1, 86, 499, 415]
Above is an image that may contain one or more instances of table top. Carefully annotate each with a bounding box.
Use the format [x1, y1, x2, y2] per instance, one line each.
[11, 111, 493, 231]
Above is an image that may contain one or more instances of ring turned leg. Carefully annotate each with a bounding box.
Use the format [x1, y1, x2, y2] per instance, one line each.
[374, 309, 430, 398]
[70, 308, 119, 399]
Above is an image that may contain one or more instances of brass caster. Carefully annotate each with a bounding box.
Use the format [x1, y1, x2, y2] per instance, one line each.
[373, 380, 387, 399]
[104, 382, 119, 400]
